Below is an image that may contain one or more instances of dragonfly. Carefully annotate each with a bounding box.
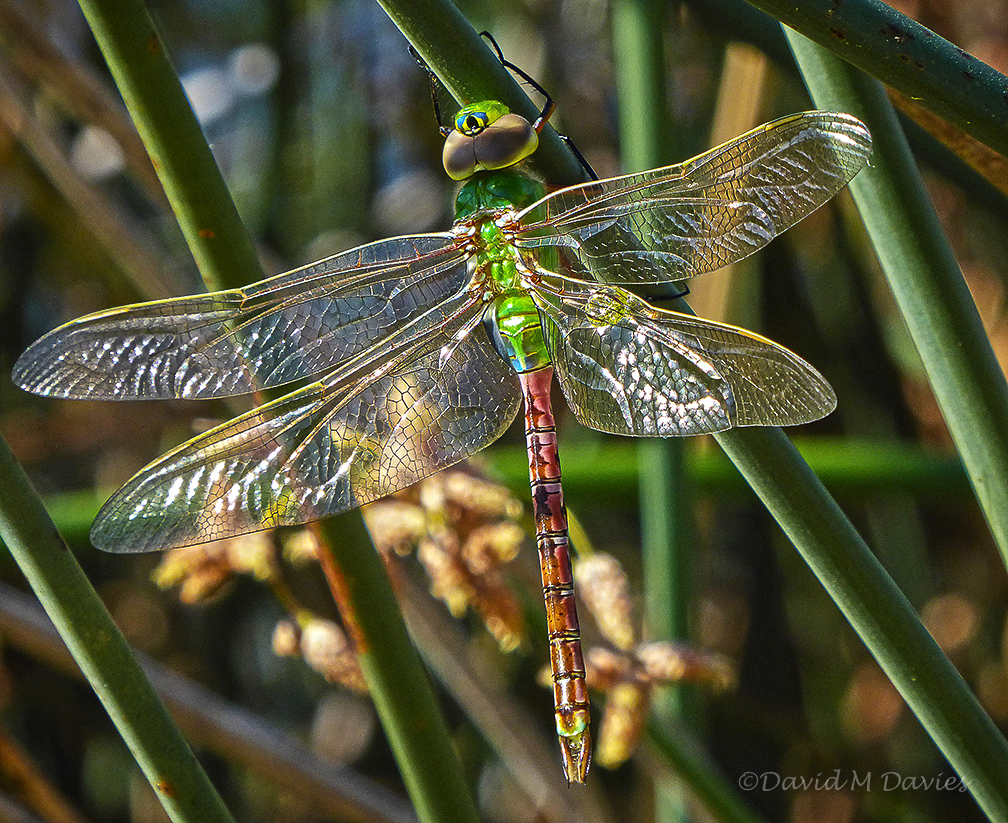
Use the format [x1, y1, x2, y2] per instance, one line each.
[13, 71, 871, 780]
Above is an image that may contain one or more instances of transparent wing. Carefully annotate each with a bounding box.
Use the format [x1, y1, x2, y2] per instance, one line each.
[513, 112, 871, 285]
[530, 275, 835, 436]
[13, 234, 470, 400]
[91, 293, 520, 552]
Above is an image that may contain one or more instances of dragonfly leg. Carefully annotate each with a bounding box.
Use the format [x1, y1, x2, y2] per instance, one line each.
[518, 366, 592, 782]
[479, 31, 598, 181]
[408, 44, 451, 137]
[558, 134, 599, 181]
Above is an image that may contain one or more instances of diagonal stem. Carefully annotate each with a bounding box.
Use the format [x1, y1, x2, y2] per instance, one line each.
[64, 1, 480, 820]
[0, 437, 234, 823]
[784, 28, 1008, 570]
[739, 0, 1008, 160]
[715, 425, 1008, 819]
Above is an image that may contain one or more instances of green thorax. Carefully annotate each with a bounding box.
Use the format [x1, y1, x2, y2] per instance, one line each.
[455, 169, 551, 374]
[454, 167, 545, 219]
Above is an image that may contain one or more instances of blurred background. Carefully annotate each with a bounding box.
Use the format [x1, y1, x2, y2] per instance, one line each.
[1, 0, 1007, 821]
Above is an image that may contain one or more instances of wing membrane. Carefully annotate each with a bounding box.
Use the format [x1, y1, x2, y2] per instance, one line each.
[531, 275, 835, 436]
[13, 234, 469, 400]
[91, 294, 520, 552]
[514, 112, 871, 284]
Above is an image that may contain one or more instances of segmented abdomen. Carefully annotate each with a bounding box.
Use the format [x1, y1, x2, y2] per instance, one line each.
[517, 365, 591, 782]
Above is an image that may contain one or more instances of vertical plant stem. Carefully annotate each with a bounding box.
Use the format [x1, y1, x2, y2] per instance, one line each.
[71, 0, 478, 819]
[612, 2, 693, 821]
[784, 29, 1008, 569]
[613, 0, 683, 642]
[0, 439, 234, 823]
[715, 426, 1008, 819]
[613, 0, 670, 163]
[76, 0, 262, 292]
[317, 517, 479, 823]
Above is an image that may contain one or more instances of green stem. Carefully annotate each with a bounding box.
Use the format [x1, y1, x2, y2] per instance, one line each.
[0, 438, 234, 823]
[784, 29, 1008, 569]
[646, 717, 767, 823]
[77, 0, 263, 292]
[317, 516, 479, 823]
[612, 2, 695, 821]
[740, 0, 1008, 160]
[374, 0, 588, 184]
[38, 439, 975, 541]
[481, 438, 970, 502]
[714, 426, 1008, 820]
[73, 1, 478, 820]
[613, 0, 671, 165]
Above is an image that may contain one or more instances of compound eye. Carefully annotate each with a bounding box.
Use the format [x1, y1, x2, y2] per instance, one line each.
[452, 100, 509, 136]
[443, 101, 533, 180]
[457, 110, 489, 135]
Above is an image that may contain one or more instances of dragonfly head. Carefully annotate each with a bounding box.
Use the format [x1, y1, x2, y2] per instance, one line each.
[443, 101, 538, 181]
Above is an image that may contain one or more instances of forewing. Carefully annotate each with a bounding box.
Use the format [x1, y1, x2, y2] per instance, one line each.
[13, 234, 469, 400]
[531, 277, 835, 436]
[514, 112, 871, 285]
[90, 297, 520, 552]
